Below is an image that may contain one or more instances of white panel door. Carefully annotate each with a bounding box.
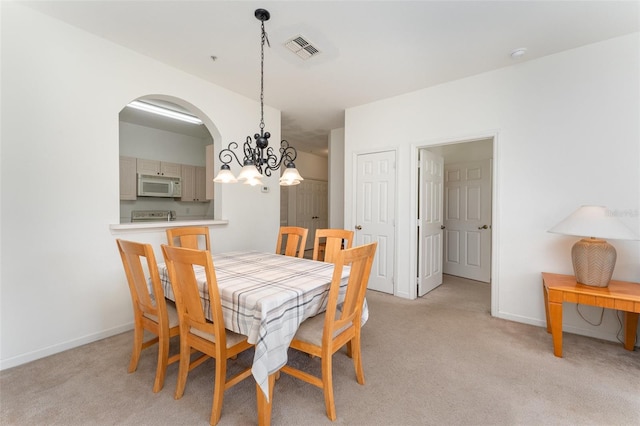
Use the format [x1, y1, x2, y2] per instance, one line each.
[418, 150, 444, 296]
[294, 179, 328, 251]
[443, 160, 492, 282]
[310, 180, 328, 249]
[355, 151, 396, 294]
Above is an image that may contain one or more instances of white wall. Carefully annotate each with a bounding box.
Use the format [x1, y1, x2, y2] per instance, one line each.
[0, 3, 282, 368]
[328, 128, 345, 228]
[119, 121, 212, 166]
[344, 34, 640, 345]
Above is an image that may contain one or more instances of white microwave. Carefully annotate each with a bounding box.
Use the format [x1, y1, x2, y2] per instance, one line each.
[137, 174, 182, 198]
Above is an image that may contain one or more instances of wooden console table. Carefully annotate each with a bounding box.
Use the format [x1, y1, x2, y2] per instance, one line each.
[542, 272, 640, 357]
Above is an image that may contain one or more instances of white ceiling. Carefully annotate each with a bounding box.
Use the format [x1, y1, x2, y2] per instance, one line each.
[23, 1, 640, 155]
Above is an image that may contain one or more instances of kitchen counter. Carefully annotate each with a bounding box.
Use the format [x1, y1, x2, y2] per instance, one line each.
[110, 218, 228, 233]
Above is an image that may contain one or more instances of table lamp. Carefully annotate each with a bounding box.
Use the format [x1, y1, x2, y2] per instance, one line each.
[548, 205, 639, 287]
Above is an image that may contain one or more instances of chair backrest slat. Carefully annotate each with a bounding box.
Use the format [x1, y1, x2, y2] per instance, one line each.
[276, 226, 308, 258]
[323, 242, 377, 342]
[166, 226, 211, 251]
[116, 239, 167, 321]
[312, 229, 354, 263]
[161, 245, 225, 343]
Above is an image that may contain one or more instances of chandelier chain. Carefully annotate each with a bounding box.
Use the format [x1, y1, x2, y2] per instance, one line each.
[259, 21, 268, 132]
[213, 9, 302, 185]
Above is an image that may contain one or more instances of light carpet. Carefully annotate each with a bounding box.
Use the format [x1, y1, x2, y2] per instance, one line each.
[1, 275, 639, 425]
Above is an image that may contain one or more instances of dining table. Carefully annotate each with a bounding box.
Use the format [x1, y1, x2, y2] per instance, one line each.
[157, 250, 368, 425]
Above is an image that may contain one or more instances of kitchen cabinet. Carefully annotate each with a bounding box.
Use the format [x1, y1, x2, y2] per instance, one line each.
[119, 156, 137, 200]
[180, 165, 207, 202]
[196, 166, 207, 201]
[121, 155, 211, 201]
[136, 159, 182, 177]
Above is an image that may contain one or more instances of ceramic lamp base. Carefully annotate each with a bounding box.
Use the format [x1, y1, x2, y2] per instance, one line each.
[571, 238, 616, 287]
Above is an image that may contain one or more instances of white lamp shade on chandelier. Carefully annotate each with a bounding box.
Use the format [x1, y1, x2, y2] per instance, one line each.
[237, 164, 263, 182]
[212, 165, 238, 184]
[548, 205, 639, 287]
[280, 166, 304, 186]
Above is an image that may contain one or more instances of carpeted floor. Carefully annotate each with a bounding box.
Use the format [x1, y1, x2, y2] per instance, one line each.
[1, 275, 639, 425]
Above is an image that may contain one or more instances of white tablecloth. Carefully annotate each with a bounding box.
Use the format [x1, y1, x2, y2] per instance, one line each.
[158, 250, 368, 399]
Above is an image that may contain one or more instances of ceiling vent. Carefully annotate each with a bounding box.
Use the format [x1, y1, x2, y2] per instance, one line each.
[285, 35, 320, 60]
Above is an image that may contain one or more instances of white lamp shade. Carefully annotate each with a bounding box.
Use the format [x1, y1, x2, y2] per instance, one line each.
[213, 168, 238, 183]
[548, 205, 639, 240]
[280, 167, 303, 186]
[237, 164, 261, 181]
[243, 176, 263, 186]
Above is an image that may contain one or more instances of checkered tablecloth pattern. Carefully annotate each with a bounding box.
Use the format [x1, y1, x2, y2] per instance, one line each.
[158, 250, 368, 400]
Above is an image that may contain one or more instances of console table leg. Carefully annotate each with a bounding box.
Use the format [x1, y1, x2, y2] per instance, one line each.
[543, 284, 551, 333]
[549, 301, 563, 357]
[623, 312, 639, 351]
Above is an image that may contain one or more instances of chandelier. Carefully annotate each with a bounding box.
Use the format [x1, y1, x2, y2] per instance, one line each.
[213, 8, 303, 187]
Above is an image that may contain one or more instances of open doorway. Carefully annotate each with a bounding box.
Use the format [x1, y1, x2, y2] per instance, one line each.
[118, 96, 216, 224]
[416, 137, 494, 301]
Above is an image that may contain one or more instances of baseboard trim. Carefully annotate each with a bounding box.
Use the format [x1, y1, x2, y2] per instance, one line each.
[496, 312, 639, 349]
[0, 323, 133, 371]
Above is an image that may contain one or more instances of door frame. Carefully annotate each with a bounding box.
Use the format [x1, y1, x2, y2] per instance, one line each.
[409, 132, 500, 316]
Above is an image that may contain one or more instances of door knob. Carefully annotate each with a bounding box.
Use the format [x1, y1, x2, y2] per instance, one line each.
[441, 225, 446, 230]
[355, 225, 362, 230]
[478, 224, 489, 229]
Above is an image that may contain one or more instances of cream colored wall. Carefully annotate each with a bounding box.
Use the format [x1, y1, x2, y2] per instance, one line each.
[294, 151, 328, 181]
[428, 138, 493, 164]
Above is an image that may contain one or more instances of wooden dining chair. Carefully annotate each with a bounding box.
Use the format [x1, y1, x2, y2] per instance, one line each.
[166, 226, 211, 251]
[280, 242, 377, 421]
[312, 228, 354, 263]
[275, 226, 308, 258]
[161, 244, 254, 426]
[116, 239, 180, 393]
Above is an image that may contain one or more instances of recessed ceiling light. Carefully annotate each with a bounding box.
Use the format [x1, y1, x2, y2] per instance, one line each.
[510, 48, 527, 59]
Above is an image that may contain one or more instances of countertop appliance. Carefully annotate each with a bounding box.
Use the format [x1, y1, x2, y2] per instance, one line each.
[131, 210, 176, 222]
[137, 174, 182, 198]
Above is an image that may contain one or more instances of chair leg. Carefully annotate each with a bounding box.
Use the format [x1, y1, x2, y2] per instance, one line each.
[128, 322, 144, 373]
[153, 332, 170, 393]
[174, 339, 191, 400]
[210, 357, 227, 426]
[321, 354, 337, 421]
[351, 334, 365, 385]
[256, 373, 275, 426]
